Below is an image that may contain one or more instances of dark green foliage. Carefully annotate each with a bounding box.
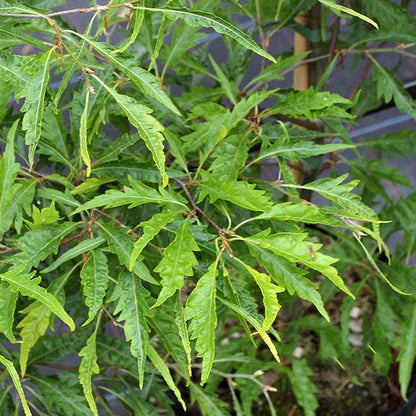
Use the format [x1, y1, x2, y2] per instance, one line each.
[0, 1, 415, 415]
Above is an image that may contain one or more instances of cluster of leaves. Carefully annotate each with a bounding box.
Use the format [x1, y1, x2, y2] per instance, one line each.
[0, 0, 415, 415]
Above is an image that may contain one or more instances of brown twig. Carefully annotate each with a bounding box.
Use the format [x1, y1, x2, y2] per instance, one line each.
[0, 246, 21, 256]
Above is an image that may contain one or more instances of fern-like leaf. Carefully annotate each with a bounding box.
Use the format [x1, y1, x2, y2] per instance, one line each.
[111, 270, 151, 388]
[80, 250, 109, 326]
[130, 209, 183, 270]
[184, 261, 218, 384]
[154, 220, 200, 307]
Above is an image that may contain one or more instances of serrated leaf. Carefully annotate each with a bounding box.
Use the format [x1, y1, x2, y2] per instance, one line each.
[184, 261, 218, 385]
[1, 180, 36, 235]
[11, 222, 78, 271]
[41, 237, 106, 274]
[264, 87, 352, 119]
[247, 231, 353, 297]
[253, 202, 345, 227]
[130, 210, 183, 270]
[371, 57, 416, 121]
[32, 376, 91, 416]
[80, 89, 91, 176]
[114, 5, 145, 53]
[79, 329, 99, 416]
[146, 344, 186, 409]
[318, 0, 378, 28]
[21, 48, 55, 167]
[0, 119, 21, 235]
[283, 174, 378, 223]
[398, 303, 416, 400]
[73, 179, 185, 215]
[138, 6, 276, 62]
[210, 134, 249, 182]
[360, 129, 416, 156]
[39, 107, 73, 169]
[0, 266, 75, 331]
[249, 244, 330, 322]
[251, 140, 353, 164]
[97, 221, 158, 285]
[209, 55, 237, 104]
[0, 282, 18, 342]
[0, 354, 32, 416]
[288, 359, 319, 416]
[26, 201, 60, 230]
[148, 299, 191, 379]
[95, 133, 140, 164]
[111, 270, 151, 388]
[37, 187, 80, 207]
[154, 220, 200, 307]
[81, 250, 109, 326]
[237, 259, 284, 333]
[90, 75, 168, 186]
[67, 32, 180, 115]
[198, 171, 272, 212]
[17, 264, 79, 377]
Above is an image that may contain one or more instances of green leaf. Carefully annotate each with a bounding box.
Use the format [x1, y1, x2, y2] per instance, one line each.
[249, 244, 330, 322]
[41, 237, 106, 274]
[16, 267, 75, 377]
[90, 74, 169, 185]
[359, 129, 416, 156]
[198, 171, 272, 212]
[32, 375, 91, 416]
[252, 202, 345, 227]
[0, 354, 32, 416]
[398, 303, 416, 400]
[264, 87, 353, 119]
[146, 344, 186, 409]
[130, 210, 183, 270]
[39, 107, 73, 169]
[66, 32, 180, 115]
[95, 133, 140, 164]
[26, 201, 60, 230]
[113, 6, 145, 53]
[79, 328, 100, 416]
[138, 6, 276, 62]
[0, 282, 18, 342]
[11, 222, 78, 271]
[371, 57, 416, 122]
[80, 89, 91, 176]
[210, 134, 249, 182]
[80, 250, 109, 326]
[111, 270, 151, 388]
[236, 259, 284, 333]
[154, 220, 200, 307]
[21, 47, 55, 167]
[148, 299, 191, 379]
[73, 179, 185, 215]
[0, 119, 21, 235]
[288, 359, 319, 416]
[97, 221, 158, 285]
[283, 174, 379, 223]
[0, 266, 75, 331]
[37, 188, 80, 208]
[94, 76, 169, 187]
[209, 55, 237, 105]
[247, 231, 354, 298]
[184, 261, 218, 385]
[190, 383, 230, 416]
[318, 0, 378, 28]
[251, 140, 353, 164]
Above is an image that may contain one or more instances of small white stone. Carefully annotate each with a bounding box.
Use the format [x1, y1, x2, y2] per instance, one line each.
[293, 346, 304, 359]
[349, 333, 363, 347]
[350, 306, 362, 319]
[349, 319, 363, 334]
